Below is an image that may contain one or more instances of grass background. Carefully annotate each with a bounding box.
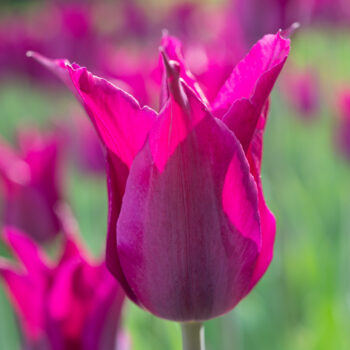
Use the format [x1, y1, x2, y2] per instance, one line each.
[0, 26, 350, 350]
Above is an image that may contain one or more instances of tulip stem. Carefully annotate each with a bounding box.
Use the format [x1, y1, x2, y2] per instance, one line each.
[180, 322, 205, 350]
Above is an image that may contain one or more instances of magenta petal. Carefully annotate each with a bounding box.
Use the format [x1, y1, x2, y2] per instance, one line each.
[0, 266, 44, 340]
[48, 260, 78, 322]
[0, 229, 47, 340]
[212, 32, 290, 132]
[149, 81, 207, 172]
[212, 31, 290, 113]
[249, 184, 276, 289]
[0, 139, 29, 185]
[105, 151, 139, 304]
[246, 106, 276, 289]
[3, 227, 49, 275]
[160, 33, 208, 106]
[82, 268, 125, 350]
[212, 32, 289, 150]
[116, 85, 260, 321]
[29, 52, 157, 168]
[221, 99, 257, 151]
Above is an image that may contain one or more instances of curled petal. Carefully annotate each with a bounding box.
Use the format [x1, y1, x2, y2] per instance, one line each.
[212, 32, 289, 150]
[212, 31, 290, 115]
[2, 227, 49, 275]
[29, 52, 157, 168]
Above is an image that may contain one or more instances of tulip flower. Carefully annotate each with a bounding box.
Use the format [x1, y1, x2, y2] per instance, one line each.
[0, 208, 126, 350]
[30, 29, 290, 348]
[0, 129, 63, 243]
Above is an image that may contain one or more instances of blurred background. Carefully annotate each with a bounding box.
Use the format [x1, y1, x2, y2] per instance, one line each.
[0, 0, 350, 349]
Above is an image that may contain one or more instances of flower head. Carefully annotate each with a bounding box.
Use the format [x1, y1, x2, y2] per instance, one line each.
[30, 30, 290, 321]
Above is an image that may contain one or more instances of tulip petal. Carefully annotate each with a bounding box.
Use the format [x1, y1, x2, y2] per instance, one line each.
[220, 99, 257, 151]
[160, 33, 208, 106]
[48, 260, 78, 321]
[82, 268, 125, 350]
[0, 138, 30, 186]
[116, 83, 260, 321]
[212, 32, 289, 149]
[105, 151, 139, 304]
[0, 229, 48, 339]
[212, 31, 290, 114]
[2, 227, 49, 275]
[29, 52, 157, 168]
[246, 106, 276, 288]
[150, 55, 208, 171]
[0, 265, 44, 340]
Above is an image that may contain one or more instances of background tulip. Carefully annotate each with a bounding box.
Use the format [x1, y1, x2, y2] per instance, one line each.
[0, 209, 126, 350]
[0, 129, 63, 243]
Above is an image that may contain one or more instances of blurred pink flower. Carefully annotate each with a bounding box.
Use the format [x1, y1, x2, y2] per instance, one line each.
[282, 67, 320, 119]
[0, 211, 125, 350]
[310, 0, 350, 24]
[0, 129, 63, 243]
[236, 0, 302, 44]
[30, 30, 289, 321]
[236, 0, 350, 44]
[0, 2, 108, 82]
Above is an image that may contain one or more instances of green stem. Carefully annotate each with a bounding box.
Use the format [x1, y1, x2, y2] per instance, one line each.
[180, 322, 205, 350]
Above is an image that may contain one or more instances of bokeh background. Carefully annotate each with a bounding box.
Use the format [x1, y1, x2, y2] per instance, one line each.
[1, 0, 350, 349]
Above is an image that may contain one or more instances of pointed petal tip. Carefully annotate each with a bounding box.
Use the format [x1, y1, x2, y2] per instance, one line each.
[280, 22, 300, 39]
[160, 50, 180, 80]
[26, 51, 69, 71]
[26, 51, 47, 64]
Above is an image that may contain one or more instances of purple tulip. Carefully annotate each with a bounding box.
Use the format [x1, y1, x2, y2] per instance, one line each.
[30, 30, 290, 321]
[0, 130, 63, 243]
[0, 210, 125, 350]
